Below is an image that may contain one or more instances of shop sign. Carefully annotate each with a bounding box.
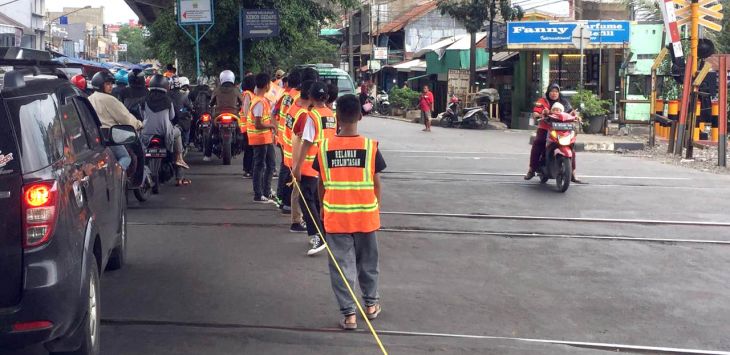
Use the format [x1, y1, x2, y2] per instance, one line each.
[507, 21, 630, 46]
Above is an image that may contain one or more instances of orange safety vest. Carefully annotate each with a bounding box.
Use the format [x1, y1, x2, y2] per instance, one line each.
[240, 90, 254, 135]
[276, 88, 296, 146]
[247, 96, 273, 145]
[283, 100, 305, 168]
[300, 106, 337, 177]
[317, 136, 380, 234]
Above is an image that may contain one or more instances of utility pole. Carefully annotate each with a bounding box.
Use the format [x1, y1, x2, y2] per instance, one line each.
[348, 8, 354, 79]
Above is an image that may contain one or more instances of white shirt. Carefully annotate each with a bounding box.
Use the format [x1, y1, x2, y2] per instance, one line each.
[302, 116, 316, 143]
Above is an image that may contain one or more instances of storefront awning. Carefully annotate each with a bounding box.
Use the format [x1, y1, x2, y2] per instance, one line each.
[390, 59, 427, 72]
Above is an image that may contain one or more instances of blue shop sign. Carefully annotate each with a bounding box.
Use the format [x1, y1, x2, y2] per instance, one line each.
[507, 21, 630, 45]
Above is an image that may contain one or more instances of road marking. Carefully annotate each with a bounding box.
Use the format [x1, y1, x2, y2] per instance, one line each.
[400, 155, 513, 160]
[380, 149, 528, 155]
[379, 228, 730, 245]
[100, 318, 730, 354]
[385, 170, 692, 180]
[381, 211, 730, 228]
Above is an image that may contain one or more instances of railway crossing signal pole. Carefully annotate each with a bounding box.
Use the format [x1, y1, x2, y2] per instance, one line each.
[719, 56, 727, 167]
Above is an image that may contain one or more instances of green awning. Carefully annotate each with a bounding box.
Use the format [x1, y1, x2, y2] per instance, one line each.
[406, 74, 429, 81]
[320, 29, 343, 36]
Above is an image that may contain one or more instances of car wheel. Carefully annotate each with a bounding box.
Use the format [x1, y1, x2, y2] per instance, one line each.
[51, 255, 100, 355]
[107, 201, 127, 271]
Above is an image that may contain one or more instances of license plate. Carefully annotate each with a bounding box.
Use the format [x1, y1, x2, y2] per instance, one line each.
[551, 122, 574, 130]
[201, 123, 210, 128]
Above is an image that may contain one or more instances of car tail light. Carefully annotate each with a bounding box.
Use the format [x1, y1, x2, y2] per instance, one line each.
[201, 113, 211, 122]
[12, 320, 53, 332]
[22, 181, 58, 248]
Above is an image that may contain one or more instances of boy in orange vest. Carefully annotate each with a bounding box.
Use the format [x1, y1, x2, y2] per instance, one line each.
[248, 73, 277, 203]
[314, 94, 386, 330]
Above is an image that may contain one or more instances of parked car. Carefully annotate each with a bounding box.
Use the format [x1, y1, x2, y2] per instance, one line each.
[0, 47, 133, 355]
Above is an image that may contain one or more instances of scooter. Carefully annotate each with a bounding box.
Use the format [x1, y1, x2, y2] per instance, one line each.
[195, 112, 211, 152]
[536, 112, 578, 192]
[375, 91, 391, 115]
[145, 136, 175, 194]
[439, 95, 489, 129]
[126, 141, 153, 202]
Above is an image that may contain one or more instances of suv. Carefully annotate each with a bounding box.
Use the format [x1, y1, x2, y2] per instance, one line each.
[0, 48, 133, 354]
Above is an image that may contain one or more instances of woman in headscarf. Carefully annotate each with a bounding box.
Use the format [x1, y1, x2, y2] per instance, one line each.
[524, 83, 580, 183]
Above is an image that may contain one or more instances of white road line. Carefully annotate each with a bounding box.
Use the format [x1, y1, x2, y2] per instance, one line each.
[386, 170, 692, 180]
[379, 228, 730, 245]
[400, 155, 514, 160]
[381, 211, 730, 227]
[376, 329, 730, 354]
[380, 149, 528, 155]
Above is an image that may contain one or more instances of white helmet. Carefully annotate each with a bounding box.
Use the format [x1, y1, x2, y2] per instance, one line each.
[219, 70, 235, 85]
[179, 76, 190, 88]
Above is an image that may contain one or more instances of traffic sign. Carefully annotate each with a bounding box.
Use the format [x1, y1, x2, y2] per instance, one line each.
[118, 43, 127, 52]
[178, 0, 214, 25]
[571, 24, 589, 49]
[672, 0, 723, 32]
[241, 9, 279, 39]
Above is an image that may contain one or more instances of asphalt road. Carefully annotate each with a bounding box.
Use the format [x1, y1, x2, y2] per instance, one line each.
[14, 117, 730, 354]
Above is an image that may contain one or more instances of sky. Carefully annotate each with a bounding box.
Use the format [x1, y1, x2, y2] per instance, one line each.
[46, 0, 139, 24]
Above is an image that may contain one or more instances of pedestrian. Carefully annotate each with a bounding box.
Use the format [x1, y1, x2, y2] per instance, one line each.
[168, 76, 194, 149]
[248, 73, 278, 203]
[326, 82, 339, 110]
[419, 85, 434, 132]
[274, 69, 300, 214]
[240, 75, 256, 177]
[314, 94, 386, 330]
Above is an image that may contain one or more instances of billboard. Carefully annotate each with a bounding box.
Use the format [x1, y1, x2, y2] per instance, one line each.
[507, 21, 630, 48]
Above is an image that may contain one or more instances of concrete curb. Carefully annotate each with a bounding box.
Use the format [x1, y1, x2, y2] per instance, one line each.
[528, 134, 645, 152]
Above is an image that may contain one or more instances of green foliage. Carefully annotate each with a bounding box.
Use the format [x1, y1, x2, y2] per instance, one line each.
[389, 87, 421, 110]
[146, 0, 351, 81]
[571, 89, 611, 118]
[116, 25, 152, 63]
[711, 3, 730, 53]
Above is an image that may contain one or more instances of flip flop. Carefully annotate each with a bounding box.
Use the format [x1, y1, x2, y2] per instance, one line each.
[365, 304, 381, 320]
[339, 317, 357, 330]
[175, 178, 192, 187]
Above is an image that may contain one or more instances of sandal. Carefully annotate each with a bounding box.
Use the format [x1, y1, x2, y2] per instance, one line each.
[175, 160, 190, 169]
[365, 304, 381, 320]
[339, 315, 357, 330]
[175, 178, 192, 186]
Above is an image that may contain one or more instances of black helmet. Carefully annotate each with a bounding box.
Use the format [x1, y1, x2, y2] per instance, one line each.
[148, 74, 170, 93]
[128, 69, 146, 87]
[91, 71, 115, 90]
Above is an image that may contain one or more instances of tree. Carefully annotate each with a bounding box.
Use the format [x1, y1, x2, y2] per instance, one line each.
[437, 0, 522, 91]
[116, 25, 152, 63]
[146, 0, 354, 81]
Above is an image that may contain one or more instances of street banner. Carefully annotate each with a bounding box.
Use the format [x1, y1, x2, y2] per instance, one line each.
[507, 21, 630, 48]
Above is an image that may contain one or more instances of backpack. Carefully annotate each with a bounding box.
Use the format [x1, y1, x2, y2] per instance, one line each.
[124, 96, 146, 122]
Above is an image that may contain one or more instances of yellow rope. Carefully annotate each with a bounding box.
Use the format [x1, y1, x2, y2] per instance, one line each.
[290, 177, 388, 355]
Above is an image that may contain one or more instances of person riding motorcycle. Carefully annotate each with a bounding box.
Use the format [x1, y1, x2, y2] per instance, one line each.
[168, 76, 194, 148]
[112, 69, 129, 100]
[88, 71, 143, 171]
[524, 83, 581, 183]
[205, 70, 242, 161]
[120, 69, 149, 121]
[141, 75, 191, 186]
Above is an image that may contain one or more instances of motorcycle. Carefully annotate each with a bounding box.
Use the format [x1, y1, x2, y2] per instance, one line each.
[375, 90, 391, 115]
[145, 136, 175, 194]
[439, 95, 489, 129]
[195, 112, 211, 152]
[536, 112, 578, 193]
[208, 113, 242, 165]
[126, 141, 153, 202]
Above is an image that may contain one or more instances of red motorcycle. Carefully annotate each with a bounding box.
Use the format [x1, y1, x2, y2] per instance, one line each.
[536, 112, 578, 192]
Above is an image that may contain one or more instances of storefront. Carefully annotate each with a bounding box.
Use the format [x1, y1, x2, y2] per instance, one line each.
[507, 20, 630, 127]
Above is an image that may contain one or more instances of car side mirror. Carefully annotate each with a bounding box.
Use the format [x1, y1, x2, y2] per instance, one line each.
[109, 125, 137, 145]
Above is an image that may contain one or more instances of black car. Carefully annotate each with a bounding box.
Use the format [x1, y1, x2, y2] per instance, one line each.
[0, 48, 133, 354]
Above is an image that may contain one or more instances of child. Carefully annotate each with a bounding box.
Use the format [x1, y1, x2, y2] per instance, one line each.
[549, 102, 581, 182]
[314, 94, 386, 330]
[248, 73, 277, 203]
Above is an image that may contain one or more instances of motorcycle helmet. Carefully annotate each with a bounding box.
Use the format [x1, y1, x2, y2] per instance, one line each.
[114, 69, 129, 85]
[148, 74, 170, 93]
[169, 76, 181, 90]
[128, 69, 145, 87]
[70, 74, 87, 91]
[219, 70, 235, 85]
[91, 71, 115, 90]
[178, 76, 190, 88]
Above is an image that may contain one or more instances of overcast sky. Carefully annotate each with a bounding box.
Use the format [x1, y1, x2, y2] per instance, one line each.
[46, 0, 139, 24]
